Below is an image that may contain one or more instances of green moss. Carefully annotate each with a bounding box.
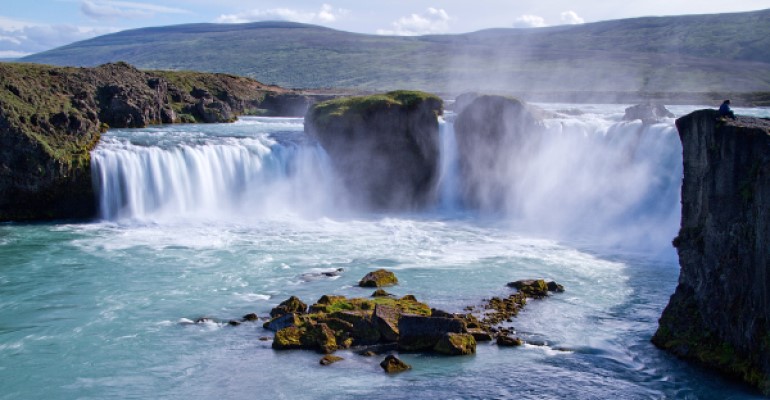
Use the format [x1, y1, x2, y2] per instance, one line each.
[309, 90, 441, 128]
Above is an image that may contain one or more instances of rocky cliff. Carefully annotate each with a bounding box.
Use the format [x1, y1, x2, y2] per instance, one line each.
[653, 110, 770, 394]
[0, 62, 311, 221]
[453, 94, 549, 211]
[304, 91, 443, 210]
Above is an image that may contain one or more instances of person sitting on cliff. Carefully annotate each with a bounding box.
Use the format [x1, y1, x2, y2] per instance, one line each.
[718, 99, 736, 119]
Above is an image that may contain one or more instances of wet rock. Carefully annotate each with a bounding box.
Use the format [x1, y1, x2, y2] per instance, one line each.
[270, 296, 308, 318]
[507, 279, 550, 298]
[273, 326, 303, 350]
[371, 289, 393, 297]
[358, 269, 399, 287]
[359, 350, 377, 357]
[242, 313, 259, 321]
[468, 329, 493, 342]
[300, 268, 344, 282]
[496, 336, 523, 347]
[258, 336, 272, 341]
[320, 355, 344, 366]
[228, 320, 241, 326]
[623, 102, 674, 124]
[380, 355, 411, 373]
[263, 312, 301, 332]
[546, 281, 565, 293]
[398, 314, 466, 351]
[331, 311, 381, 345]
[372, 304, 400, 342]
[433, 333, 476, 355]
[302, 323, 338, 354]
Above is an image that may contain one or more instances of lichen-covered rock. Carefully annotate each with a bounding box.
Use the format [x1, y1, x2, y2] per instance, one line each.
[359, 269, 399, 287]
[496, 335, 523, 347]
[653, 110, 770, 394]
[272, 326, 304, 350]
[398, 314, 467, 351]
[319, 354, 344, 366]
[373, 304, 401, 342]
[371, 289, 393, 297]
[380, 355, 411, 373]
[270, 296, 308, 318]
[507, 279, 550, 298]
[302, 323, 338, 354]
[304, 90, 443, 210]
[433, 333, 476, 355]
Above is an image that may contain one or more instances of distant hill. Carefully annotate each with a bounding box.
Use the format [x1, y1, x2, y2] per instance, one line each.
[22, 9, 770, 94]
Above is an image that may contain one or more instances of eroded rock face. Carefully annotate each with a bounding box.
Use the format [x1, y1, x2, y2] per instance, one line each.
[623, 102, 674, 124]
[304, 91, 443, 210]
[0, 62, 309, 221]
[653, 110, 770, 394]
[452, 94, 546, 211]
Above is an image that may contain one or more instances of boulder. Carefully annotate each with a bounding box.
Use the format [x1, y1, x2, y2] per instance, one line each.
[358, 269, 399, 287]
[270, 296, 308, 318]
[372, 304, 401, 342]
[304, 91, 443, 210]
[272, 326, 303, 350]
[496, 336, 523, 347]
[380, 355, 411, 373]
[622, 102, 674, 124]
[242, 313, 259, 321]
[302, 323, 337, 354]
[331, 311, 381, 345]
[507, 279, 550, 298]
[319, 355, 344, 366]
[547, 281, 565, 293]
[371, 289, 393, 297]
[263, 312, 301, 332]
[433, 333, 476, 355]
[398, 314, 467, 351]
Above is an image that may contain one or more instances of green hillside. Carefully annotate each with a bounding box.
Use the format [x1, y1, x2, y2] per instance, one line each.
[21, 9, 770, 94]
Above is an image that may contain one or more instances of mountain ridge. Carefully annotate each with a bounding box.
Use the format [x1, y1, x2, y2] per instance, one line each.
[20, 9, 770, 94]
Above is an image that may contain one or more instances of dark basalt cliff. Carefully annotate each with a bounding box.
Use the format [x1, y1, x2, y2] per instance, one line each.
[304, 91, 443, 210]
[653, 110, 770, 394]
[0, 62, 311, 221]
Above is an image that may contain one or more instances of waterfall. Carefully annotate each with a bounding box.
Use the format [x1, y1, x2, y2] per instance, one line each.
[90, 119, 340, 222]
[90, 114, 682, 253]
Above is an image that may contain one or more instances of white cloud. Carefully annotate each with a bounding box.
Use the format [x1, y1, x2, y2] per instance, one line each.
[216, 4, 348, 24]
[377, 7, 452, 36]
[512, 14, 547, 28]
[0, 50, 31, 58]
[560, 11, 585, 25]
[80, 0, 190, 20]
[0, 16, 116, 56]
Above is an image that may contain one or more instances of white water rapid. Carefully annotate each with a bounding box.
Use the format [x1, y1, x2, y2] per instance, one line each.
[91, 109, 682, 255]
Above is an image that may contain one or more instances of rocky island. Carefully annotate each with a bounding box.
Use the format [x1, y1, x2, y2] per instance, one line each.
[653, 110, 770, 394]
[0, 62, 312, 221]
[304, 91, 443, 210]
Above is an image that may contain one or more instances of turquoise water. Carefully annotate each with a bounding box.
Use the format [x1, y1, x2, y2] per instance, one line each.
[1, 108, 767, 399]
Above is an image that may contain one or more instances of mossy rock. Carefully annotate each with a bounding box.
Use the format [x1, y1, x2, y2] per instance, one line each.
[380, 355, 411, 373]
[371, 289, 393, 297]
[496, 335, 523, 347]
[433, 333, 477, 355]
[359, 269, 399, 287]
[319, 354, 344, 366]
[507, 279, 550, 298]
[270, 296, 308, 318]
[273, 326, 304, 350]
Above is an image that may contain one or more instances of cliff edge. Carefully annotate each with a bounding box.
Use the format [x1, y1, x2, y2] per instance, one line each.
[0, 62, 310, 221]
[653, 109, 770, 394]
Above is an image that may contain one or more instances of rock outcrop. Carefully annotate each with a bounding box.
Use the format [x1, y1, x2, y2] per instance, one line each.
[452, 94, 548, 211]
[653, 110, 770, 394]
[622, 102, 674, 124]
[0, 62, 312, 221]
[304, 90, 443, 210]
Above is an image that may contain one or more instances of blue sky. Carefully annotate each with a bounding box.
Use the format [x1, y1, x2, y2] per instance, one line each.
[1, 0, 769, 57]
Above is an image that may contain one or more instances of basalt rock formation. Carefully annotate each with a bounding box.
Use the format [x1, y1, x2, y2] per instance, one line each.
[452, 94, 549, 211]
[304, 90, 443, 210]
[653, 110, 770, 394]
[0, 62, 311, 221]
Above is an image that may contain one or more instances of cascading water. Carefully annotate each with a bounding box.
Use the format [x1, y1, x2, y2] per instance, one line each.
[91, 117, 342, 222]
